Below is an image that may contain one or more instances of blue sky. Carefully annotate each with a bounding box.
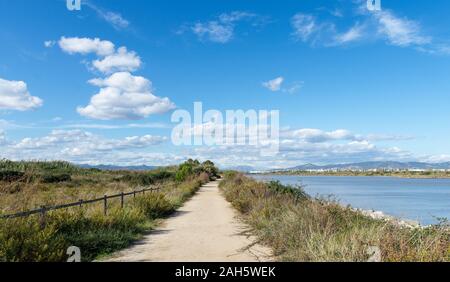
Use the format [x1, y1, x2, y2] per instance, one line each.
[0, 0, 449, 169]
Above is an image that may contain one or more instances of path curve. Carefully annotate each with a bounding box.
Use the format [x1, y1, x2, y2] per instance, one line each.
[104, 181, 271, 262]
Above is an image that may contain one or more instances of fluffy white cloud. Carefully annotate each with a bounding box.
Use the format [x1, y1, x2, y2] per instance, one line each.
[57, 37, 174, 120]
[58, 37, 141, 73]
[13, 130, 166, 151]
[0, 78, 43, 111]
[78, 72, 175, 120]
[88, 72, 150, 92]
[58, 37, 115, 56]
[92, 47, 141, 74]
[1, 130, 169, 166]
[262, 77, 284, 91]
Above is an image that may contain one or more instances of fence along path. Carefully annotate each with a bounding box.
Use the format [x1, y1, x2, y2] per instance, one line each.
[0, 187, 160, 220]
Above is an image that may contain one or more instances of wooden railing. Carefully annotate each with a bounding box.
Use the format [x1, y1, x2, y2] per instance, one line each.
[0, 187, 160, 220]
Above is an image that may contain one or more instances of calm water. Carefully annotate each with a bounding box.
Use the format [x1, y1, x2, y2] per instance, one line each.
[250, 175, 450, 226]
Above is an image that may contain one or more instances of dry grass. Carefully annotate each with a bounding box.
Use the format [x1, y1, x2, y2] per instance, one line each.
[0, 161, 214, 262]
[220, 172, 450, 262]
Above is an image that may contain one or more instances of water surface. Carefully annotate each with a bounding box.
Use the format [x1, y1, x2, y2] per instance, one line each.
[250, 175, 450, 226]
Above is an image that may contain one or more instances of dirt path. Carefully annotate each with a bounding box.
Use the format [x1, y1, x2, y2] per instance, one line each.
[104, 181, 271, 262]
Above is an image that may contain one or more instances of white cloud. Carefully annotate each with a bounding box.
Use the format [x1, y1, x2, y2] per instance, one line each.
[192, 22, 235, 43]
[287, 128, 355, 143]
[97, 11, 129, 30]
[0, 130, 170, 166]
[57, 37, 174, 120]
[13, 130, 166, 151]
[291, 6, 439, 51]
[44, 40, 56, 48]
[334, 24, 365, 44]
[59, 122, 169, 130]
[92, 47, 141, 74]
[58, 37, 115, 56]
[182, 11, 265, 43]
[78, 72, 175, 120]
[374, 10, 431, 47]
[85, 2, 130, 30]
[263, 77, 303, 94]
[0, 130, 6, 145]
[58, 37, 141, 73]
[291, 14, 318, 42]
[88, 71, 150, 92]
[291, 13, 362, 46]
[0, 78, 43, 111]
[262, 77, 284, 91]
[283, 81, 304, 94]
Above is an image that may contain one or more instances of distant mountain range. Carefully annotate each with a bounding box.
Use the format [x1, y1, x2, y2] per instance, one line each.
[286, 161, 450, 171]
[79, 164, 159, 171]
[230, 161, 450, 172]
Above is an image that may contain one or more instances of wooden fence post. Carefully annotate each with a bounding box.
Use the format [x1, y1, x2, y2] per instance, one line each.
[121, 192, 124, 209]
[40, 206, 47, 229]
[103, 195, 107, 216]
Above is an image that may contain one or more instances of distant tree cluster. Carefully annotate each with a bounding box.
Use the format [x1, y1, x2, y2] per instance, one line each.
[175, 159, 219, 182]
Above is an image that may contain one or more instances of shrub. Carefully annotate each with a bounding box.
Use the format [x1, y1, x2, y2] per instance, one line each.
[41, 173, 72, 183]
[120, 174, 155, 186]
[133, 192, 175, 219]
[0, 218, 66, 262]
[0, 171, 25, 182]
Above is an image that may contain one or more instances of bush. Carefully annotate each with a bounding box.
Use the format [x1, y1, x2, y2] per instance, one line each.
[133, 192, 175, 219]
[0, 171, 25, 182]
[41, 173, 72, 183]
[0, 218, 66, 262]
[120, 174, 155, 186]
[150, 170, 174, 181]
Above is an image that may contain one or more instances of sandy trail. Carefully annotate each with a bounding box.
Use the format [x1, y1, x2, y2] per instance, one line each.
[104, 181, 271, 262]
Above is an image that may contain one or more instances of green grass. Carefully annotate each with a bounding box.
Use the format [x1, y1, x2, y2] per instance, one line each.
[220, 172, 450, 262]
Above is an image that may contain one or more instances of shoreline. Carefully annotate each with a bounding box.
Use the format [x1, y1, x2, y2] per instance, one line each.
[353, 208, 422, 229]
[249, 174, 444, 228]
[250, 173, 450, 179]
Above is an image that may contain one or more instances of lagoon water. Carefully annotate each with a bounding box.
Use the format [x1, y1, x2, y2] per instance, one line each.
[250, 175, 450, 226]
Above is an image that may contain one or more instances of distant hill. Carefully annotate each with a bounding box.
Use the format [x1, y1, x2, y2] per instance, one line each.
[79, 164, 159, 171]
[286, 161, 450, 171]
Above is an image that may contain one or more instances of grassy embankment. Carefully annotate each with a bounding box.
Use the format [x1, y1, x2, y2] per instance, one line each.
[220, 172, 450, 262]
[268, 170, 450, 178]
[0, 159, 219, 262]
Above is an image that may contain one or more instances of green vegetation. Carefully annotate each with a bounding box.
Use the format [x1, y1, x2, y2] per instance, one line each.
[175, 159, 219, 182]
[0, 159, 218, 262]
[268, 170, 450, 179]
[220, 172, 450, 262]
